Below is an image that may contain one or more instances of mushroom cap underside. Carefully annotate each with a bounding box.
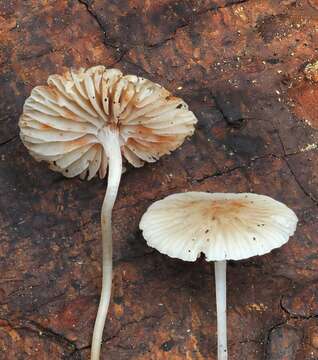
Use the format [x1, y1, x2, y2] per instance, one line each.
[19, 66, 197, 180]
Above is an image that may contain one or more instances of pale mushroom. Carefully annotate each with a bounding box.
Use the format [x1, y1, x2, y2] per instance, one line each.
[140, 192, 298, 360]
[18, 66, 197, 360]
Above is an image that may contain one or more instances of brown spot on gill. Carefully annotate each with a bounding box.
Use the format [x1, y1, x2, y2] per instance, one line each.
[48, 86, 62, 102]
[40, 123, 54, 130]
[128, 137, 179, 157]
[165, 94, 179, 101]
[130, 125, 178, 143]
[63, 136, 91, 151]
[62, 109, 78, 121]
[121, 87, 133, 104]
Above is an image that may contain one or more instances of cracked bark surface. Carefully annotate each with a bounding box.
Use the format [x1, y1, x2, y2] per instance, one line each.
[0, 0, 318, 359]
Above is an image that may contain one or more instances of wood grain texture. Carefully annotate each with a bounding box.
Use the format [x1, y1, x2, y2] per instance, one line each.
[0, 0, 317, 359]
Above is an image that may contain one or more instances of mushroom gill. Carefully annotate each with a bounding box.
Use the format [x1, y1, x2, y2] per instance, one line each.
[19, 66, 196, 179]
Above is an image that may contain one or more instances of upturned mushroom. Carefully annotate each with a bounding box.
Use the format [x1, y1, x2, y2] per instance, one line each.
[18, 66, 197, 360]
[140, 192, 298, 360]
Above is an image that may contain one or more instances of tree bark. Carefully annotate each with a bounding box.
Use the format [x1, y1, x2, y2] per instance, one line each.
[0, 0, 317, 359]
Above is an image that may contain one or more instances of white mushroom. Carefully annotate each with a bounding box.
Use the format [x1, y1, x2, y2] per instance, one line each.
[19, 66, 197, 360]
[140, 192, 298, 360]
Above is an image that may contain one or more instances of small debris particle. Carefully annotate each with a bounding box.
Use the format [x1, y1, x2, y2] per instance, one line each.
[160, 339, 175, 352]
[247, 303, 268, 312]
[304, 61, 318, 82]
[301, 143, 318, 152]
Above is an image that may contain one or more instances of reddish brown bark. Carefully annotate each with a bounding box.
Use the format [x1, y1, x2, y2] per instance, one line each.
[0, 0, 317, 359]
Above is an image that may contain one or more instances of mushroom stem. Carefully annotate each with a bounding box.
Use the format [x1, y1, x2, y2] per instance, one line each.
[91, 127, 122, 360]
[214, 260, 228, 360]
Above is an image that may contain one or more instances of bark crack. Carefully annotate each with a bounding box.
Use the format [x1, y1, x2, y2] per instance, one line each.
[263, 295, 317, 358]
[78, 0, 250, 58]
[190, 153, 278, 184]
[78, 0, 127, 59]
[280, 296, 318, 320]
[0, 135, 18, 147]
[271, 118, 318, 205]
[264, 320, 288, 360]
[283, 156, 318, 204]
[73, 313, 164, 355]
[0, 317, 78, 353]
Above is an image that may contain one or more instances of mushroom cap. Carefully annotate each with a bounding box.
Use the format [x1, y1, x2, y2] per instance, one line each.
[19, 66, 197, 180]
[139, 192, 298, 262]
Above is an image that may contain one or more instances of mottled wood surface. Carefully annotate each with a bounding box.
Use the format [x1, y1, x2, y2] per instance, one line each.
[0, 0, 318, 359]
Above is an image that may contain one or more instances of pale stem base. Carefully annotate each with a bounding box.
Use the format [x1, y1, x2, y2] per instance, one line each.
[91, 127, 122, 360]
[214, 260, 228, 360]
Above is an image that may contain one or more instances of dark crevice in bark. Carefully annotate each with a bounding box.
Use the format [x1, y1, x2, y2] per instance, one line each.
[148, 0, 250, 45]
[264, 320, 288, 360]
[271, 118, 318, 205]
[283, 156, 318, 205]
[73, 314, 164, 355]
[0, 317, 78, 353]
[120, 59, 152, 77]
[108, 49, 129, 68]
[263, 294, 318, 359]
[78, 0, 250, 57]
[28, 319, 78, 350]
[280, 296, 318, 320]
[211, 94, 247, 129]
[190, 153, 279, 184]
[191, 163, 246, 184]
[0, 135, 18, 147]
[78, 0, 127, 58]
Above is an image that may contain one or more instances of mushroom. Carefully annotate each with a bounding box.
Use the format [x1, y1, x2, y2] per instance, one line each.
[139, 192, 298, 360]
[18, 66, 197, 360]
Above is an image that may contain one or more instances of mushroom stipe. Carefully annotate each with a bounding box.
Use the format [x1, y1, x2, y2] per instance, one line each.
[140, 192, 298, 360]
[19, 66, 197, 360]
